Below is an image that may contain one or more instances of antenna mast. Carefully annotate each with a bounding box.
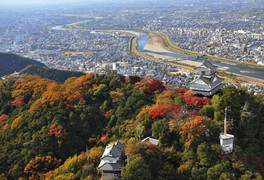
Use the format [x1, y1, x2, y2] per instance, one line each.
[137, 122, 143, 140]
[224, 107, 227, 136]
[86, 145, 90, 163]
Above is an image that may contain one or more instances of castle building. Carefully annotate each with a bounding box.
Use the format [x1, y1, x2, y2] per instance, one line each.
[189, 61, 224, 96]
[98, 141, 125, 180]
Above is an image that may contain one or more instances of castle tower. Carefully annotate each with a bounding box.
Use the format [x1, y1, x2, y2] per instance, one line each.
[189, 61, 224, 96]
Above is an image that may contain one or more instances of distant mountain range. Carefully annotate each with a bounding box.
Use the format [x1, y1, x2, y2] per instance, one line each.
[0, 53, 85, 82]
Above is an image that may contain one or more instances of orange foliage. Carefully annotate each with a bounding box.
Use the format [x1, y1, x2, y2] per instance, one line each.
[155, 91, 175, 105]
[177, 161, 193, 174]
[161, 90, 174, 97]
[29, 82, 62, 113]
[40, 82, 62, 105]
[12, 74, 53, 98]
[24, 156, 62, 179]
[136, 106, 152, 120]
[0, 114, 8, 125]
[61, 75, 92, 103]
[2, 124, 8, 131]
[149, 104, 180, 119]
[29, 99, 45, 114]
[135, 78, 165, 94]
[85, 72, 95, 79]
[125, 138, 140, 156]
[180, 116, 210, 146]
[11, 95, 24, 107]
[11, 116, 23, 130]
[135, 81, 145, 89]
[183, 90, 210, 108]
[89, 146, 104, 165]
[103, 111, 111, 119]
[100, 135, 106, 142]
[48, 124, 65, 143]
[175, 87, 186, 95]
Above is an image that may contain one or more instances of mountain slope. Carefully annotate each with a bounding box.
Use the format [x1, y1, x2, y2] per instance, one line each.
[0, 72, 263, 179]
[0, 53, 45, 77]
[20, 65, 85, 83]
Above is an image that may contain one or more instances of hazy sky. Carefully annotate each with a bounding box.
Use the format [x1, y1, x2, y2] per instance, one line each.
[0, 0, 172, 7]
[0, 0, 91, 5]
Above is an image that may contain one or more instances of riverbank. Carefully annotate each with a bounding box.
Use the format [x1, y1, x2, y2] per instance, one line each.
[129, 30, 264, 85]
[148, 31, 264, 71]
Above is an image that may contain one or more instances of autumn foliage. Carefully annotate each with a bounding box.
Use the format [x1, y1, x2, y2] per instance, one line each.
[0, 71, 263, 179]
[146, 79, 165, 94]
[61, 73, 93, 103]
[48, 124, 64, 138]
[11, 116, 23, 130]
[0, 114, 8, 126]
[180, 116, 210, 146]
[24, 156, 62, 179]
[11, 95, 24, 106]
[100, 135, 106, 142]
[149, 104, 180, 119]
[183, 90, 210, 108]
[12, 74, 53, 98]
[175, 87, 186, 95]
[135, 78, 165, 94]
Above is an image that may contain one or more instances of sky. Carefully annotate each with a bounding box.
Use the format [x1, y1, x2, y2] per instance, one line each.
[0, 0, 93, 5]
[0, 0, 178, 7]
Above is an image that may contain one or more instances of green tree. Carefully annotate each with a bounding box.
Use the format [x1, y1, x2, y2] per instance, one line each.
[197, 143, 211, 167]
[121, 154, 153, 180]
[152, 119, 169, 139]
[207, 161, 230, 180]
[199, 105, 215, 119]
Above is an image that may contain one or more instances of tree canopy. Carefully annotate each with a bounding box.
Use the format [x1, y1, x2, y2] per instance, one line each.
[0, 72, 263, 179]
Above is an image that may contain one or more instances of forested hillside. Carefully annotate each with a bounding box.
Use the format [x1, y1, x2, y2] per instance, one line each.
[0, 71, 263, 179]
[0, 53, 45, 77]
[20, 65, 85, 83]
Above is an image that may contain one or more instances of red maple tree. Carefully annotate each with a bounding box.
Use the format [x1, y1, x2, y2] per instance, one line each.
[149, 104, 180, 119]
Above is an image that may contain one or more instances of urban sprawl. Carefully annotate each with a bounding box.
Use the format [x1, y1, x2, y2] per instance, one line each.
[0, 0, 264, 93]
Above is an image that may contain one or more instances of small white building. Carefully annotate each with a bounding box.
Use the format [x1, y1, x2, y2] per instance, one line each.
[141, 137, 159, 146]
[219, 133, 234, 154]
[219, 107, 234, 154]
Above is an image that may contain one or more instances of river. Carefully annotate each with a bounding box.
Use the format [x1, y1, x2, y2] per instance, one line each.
[50, 22, 264, 80]
[137, 32, 264, 80]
